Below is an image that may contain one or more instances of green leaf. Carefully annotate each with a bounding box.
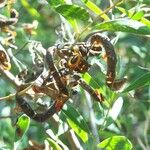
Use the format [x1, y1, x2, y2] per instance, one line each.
[108, 97, 123, 120]
[82, 72, 105, 95]
[116, 6, 134, 18]
[46, 129, 69, 149]
[131, 11, 144, 20]
[142, 0, 150, 5]
[47, 138, 62, 150]
[97, 136, 133, 150]
[123, 72, 150, 93]
[50, 4, 90, 31]
[67, 119, 88, 143]
[82, 0, 110, 21]
[93, 19, 150, 35]
[140, 17, 150, 27]
[15, 114, 30, 140]
[116, 7, 150, 27]
[21, 0, 40, 18]
[55, 4, 90, 22]
[47, 0, 65, 7]
[62, 104, 90, 134]
[82, 72, 102, 89]
[103, 97, 123, 128]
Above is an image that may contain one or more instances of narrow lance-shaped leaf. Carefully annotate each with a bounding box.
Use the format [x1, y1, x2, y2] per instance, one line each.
[116, 7, 150, 27]
[103, 97, 123, 128]
[67, 119, 88, 143]
[55, 4, 90, 23]
[82, 72, 103, 89]
[47, 0, 65, 7]
[141, 18, 150, 27]
[116, 6, 134, 18]
[93, 19, 150, 35]
[46, 138, 62, 150]
[21, 0, 40, 18]
[82, 0, 110, 21]
[62, 104, 90, 133]
[131, 11, 145, 20]
[46, 129, 69, 150]
[123, 72, 150, 93]
[49, 4, 90, 31]
[82, 72, 104, 95]
[97, 136, 133, 150]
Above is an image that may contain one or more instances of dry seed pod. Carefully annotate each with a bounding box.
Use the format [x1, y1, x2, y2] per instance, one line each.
[10, 9, 19, 18]
[0, 0, 6, 8]
[0, 15, 18, 27]
[0, 42, 11, 70]
[87, 33, 127, 90]
[0, 49, 11, 70]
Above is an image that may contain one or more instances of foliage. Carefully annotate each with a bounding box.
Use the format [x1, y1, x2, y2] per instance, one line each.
[0, 0, 150, 150]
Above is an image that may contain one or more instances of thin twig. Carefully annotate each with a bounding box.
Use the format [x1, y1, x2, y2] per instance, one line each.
[0, 115, 13, 119]
[0, 93, 16, 101]
[143, 109, 150, 150]
[17, 83, 34, 96]
[13, 35, 31, 57]
[0, 82, 34, 101]
[137, 137, 147, 150]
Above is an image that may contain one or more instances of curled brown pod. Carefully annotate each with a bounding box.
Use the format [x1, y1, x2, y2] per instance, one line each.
[0, 49, 11, 70]
[88, 33, 126, 90]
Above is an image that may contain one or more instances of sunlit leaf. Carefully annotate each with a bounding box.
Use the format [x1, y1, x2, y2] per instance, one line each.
[93, 19, 150, 35]
[15, 114, 30, 139]
[82, 0, 109, 21]
[123, 72, 150, 93]
[82, 72, 106, 96]
[82, 72, 102, 89]
[67, 119, 88, 143]
[117, 7, 150, 27]
[140, 17, 150, 27]
[97, 136, 133, 150]
[131, 11, 144, 20]
[47, 0, 65, 7]
[49, 4, 90, 31]
[109, 97, 123, 120]
[21, 0, 40, 18]
[46, 129, 69, 150]
[103, 97, 123, 128]
[99, 130, 118, 138]
[47, 138, 62, 150]
[62, 104, 90, 133]
[55, 4, 90, 22]
[116, 6, 134, 18]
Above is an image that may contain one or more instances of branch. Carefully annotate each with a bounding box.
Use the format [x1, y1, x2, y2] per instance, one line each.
[0, 115, 13, 119]
[0, 66, 20, 88]
[0, 83, 33, 101]
[0, 93, 16, 101]
[0, 65, 34, 101]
